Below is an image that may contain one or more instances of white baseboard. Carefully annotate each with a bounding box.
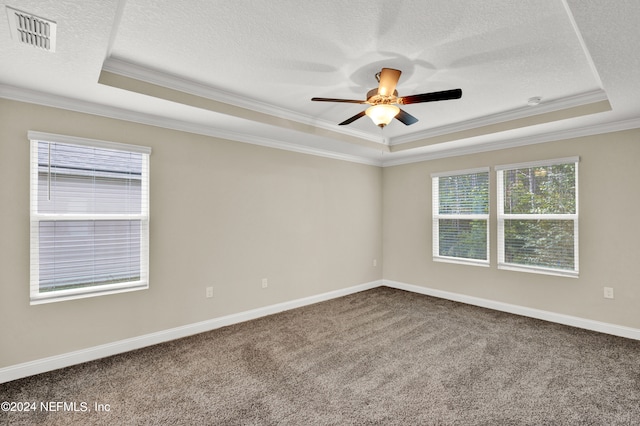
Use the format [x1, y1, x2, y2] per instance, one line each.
[4, 278, 639, 384]
[384, 279, 640, 341]
[0, 280, 382, 384]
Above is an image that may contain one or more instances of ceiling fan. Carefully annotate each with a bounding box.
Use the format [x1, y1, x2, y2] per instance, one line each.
[311, 68, 462, 128]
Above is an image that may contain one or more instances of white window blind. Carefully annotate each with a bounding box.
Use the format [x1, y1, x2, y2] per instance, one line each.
[29, 132, 151, 304]
[432, 168, 489, 266]
[496, 157, 579, 277]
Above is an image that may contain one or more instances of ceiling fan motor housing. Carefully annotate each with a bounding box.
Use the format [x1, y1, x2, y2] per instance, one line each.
[366, 88, 398, 105]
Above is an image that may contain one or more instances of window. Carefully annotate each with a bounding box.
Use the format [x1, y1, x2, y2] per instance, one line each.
[29, 132, 151, 304]
[496, 157, 578, 277]
[432, 168, 490, 266]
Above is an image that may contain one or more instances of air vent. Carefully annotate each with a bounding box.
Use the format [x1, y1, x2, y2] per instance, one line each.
[6, 6, 56, 52]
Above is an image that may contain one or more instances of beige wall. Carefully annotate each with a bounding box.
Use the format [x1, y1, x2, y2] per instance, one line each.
[383, 129, 640, 329]
[2, 96, 639, 370]
[0, 99, 383, 368]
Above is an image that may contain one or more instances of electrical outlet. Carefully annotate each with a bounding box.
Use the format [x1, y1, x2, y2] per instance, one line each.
[206, 287, 214, 298]
[373, 259, 377, 267]
[603, 287, 614, 299]
[262, 278, 268, 289]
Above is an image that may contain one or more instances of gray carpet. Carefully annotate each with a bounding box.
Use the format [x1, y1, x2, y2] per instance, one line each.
[2, 287, 640, 425]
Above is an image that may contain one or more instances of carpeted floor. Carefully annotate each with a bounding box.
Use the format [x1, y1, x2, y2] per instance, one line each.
[2, 287, 640, 425]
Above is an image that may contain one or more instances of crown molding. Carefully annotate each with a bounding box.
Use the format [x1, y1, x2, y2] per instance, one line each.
[388, 89, 610, 146]
[381, 116, 640, 167]
[103, 58, 611, 150]
[0, 84, 382, 167]
[2, 83, 638, 169]
[102, 57, 381, 144]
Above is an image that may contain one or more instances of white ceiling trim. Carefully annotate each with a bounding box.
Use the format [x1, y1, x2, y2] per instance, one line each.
[0, 84, 382, 166]
[389, 88, 609, 146]
[102, 57, 381, 144]
[102, 57, 610, 150]
[382, 116, 640, 167]
[2, 83, 637, 169]
[561, 0, 605, 89]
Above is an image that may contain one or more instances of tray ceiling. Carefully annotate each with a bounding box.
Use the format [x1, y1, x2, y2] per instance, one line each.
[1, 0, 639, 165]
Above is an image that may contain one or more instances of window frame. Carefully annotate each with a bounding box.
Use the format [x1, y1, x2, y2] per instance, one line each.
[432, 167, 490, 267]
[496, 156, 579, 278]
[29, 131, 151, 304]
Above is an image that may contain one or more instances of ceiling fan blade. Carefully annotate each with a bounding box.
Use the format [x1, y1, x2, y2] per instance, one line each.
[395, 109, 419, 126]
[338, 111, 366, 126]
[311, 97, 366, 104]
[399, 88, 462, 105]
[377, 68, 402, 97]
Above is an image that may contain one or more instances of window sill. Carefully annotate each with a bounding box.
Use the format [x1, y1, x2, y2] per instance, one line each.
[433, 256, 490, 268]
[30, 281, 148, 305]
[498, 263, 578, 278]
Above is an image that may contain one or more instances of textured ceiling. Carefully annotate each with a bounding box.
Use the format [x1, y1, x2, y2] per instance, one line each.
[1, 0, 639, 165]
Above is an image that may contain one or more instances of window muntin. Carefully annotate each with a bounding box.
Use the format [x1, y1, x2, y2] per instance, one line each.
[432, 168, 490, 266]
[30, 133, 150, 304]
[497, 157, 579, 277]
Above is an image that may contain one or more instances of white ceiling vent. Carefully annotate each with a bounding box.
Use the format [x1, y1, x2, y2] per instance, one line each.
[6, 6, 56, 52]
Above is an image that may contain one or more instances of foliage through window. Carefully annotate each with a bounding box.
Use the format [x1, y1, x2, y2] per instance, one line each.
[29, 132, 151, 304]
[432, 168, 489, 266]
[496, 157, 579, 276]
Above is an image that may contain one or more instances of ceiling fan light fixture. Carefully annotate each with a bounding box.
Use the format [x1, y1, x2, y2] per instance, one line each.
[365, 104, 400, 127]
